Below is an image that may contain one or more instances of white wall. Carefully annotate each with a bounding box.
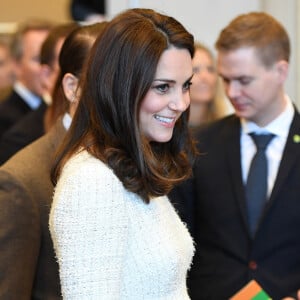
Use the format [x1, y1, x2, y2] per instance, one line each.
[107, 0, 299, 107]
[108, 1, 260, 50]
[262, 0, 298, 105]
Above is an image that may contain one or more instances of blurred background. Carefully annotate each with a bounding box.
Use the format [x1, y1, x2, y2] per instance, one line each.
[0, 0, 299, 107]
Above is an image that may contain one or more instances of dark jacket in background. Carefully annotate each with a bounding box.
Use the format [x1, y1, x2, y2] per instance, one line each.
[0, 102, 47, 165]
[0, 90, 33, 138]
[170, 113, 300, 299]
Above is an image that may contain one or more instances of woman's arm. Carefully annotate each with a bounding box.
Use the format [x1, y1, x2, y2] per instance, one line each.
[49, 155, 128, 299]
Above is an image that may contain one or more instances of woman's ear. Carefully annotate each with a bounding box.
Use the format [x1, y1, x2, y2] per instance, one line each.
[62, 73, 79, 103]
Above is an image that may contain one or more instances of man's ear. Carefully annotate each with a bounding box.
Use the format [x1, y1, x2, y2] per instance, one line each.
[62, 73, 79, 103]
[275, 60, 289, 84]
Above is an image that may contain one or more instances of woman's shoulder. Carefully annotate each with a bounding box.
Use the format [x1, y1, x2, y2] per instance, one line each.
[62, 150, 112, 178]
[58, 150, 127, 194]
[54, 150, 127, 209]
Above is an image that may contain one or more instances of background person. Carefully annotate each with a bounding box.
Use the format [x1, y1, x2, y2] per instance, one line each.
[0, 22, 78, 165]
[188, 42, 229, 128]
[170, 42, 231, 233]
[0, 19, 52, 138]
[171, 11, 300, 299]
[0, 22, 106, 299]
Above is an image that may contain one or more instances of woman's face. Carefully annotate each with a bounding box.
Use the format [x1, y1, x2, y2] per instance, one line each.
[190, 48, 218, 104]
[139, 46, 193, 142]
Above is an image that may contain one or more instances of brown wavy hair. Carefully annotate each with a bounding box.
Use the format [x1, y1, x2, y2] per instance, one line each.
[52, 8, 196, 203]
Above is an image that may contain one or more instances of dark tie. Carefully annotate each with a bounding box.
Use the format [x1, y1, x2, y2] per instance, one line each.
[246, 133, 275, 237]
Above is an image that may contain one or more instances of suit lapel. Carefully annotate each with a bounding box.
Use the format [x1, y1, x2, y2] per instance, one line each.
[12, 90, 34, 113]
[253, 110, 300, 238]
[225, 116, 250, 231]
[268, 111, 300, 205]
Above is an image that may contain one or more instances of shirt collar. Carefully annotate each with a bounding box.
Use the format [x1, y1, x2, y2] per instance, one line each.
[241, 95, 294, 139]
[14, 81, 42, 110]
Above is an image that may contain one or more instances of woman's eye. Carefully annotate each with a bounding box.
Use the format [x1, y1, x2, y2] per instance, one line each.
[155, 83, 169, 93]
[183, 81, 192, 91]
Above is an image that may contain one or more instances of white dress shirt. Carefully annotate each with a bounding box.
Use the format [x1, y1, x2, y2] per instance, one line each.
[240, 96, 294, 197]
[14, 81, 42, 110]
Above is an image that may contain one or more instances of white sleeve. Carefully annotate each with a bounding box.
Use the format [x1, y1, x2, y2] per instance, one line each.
[49, 157, 128, 300]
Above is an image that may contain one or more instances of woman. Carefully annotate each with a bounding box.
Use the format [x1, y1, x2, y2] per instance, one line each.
[50, 8, 196, 299]
[44, 22, 107, 131]
[188, 42, 229, 127]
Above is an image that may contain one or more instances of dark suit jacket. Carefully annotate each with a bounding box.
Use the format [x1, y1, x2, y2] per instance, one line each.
[0, 90, 33, 138]
[0, 102, 47, 165]
[171, 113, 300, 300]
[0, 118, 66, 299]
[71, 0, 105, 21]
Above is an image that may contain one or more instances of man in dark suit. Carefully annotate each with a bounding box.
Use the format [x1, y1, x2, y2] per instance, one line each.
[0, 19, 52, 138]
[0, 23, 78, 165]
[170, 12, 300, 299]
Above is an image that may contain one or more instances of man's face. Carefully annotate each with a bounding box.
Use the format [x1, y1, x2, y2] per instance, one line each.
[14, 29, 49, 96]
[217, 47, 287, 127]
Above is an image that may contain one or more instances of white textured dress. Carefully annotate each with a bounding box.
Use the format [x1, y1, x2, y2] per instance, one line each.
[49, 151, 194, 299]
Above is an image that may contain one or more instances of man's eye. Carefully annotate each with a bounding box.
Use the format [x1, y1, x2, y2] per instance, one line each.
[240, 79, 251, 85]
[222, 78, 229, 85]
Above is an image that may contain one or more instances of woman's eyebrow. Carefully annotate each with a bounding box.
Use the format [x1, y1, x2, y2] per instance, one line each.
[153, 78, 176, 83]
